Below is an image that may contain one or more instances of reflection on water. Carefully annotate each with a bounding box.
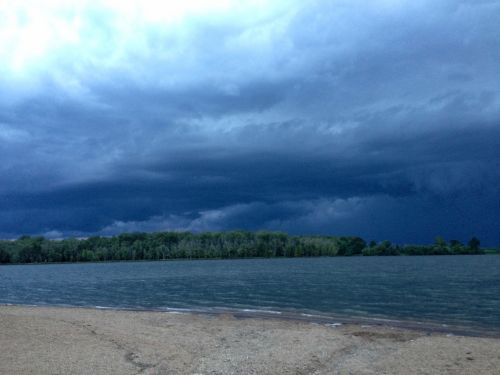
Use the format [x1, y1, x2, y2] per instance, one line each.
[1, 256, 499, 330]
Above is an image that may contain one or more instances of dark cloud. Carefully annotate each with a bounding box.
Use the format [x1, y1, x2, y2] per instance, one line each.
[1, 0, 499, 245]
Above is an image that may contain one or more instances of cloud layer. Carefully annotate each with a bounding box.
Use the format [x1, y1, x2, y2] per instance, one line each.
[1, 0, 499, 244]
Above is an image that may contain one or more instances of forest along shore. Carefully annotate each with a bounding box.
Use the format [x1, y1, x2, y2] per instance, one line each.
[1, 305, 499, 375]
[0, 230, 492, 264]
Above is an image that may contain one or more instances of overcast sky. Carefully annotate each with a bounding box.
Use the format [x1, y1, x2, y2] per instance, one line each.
[1, 0, 499, 244]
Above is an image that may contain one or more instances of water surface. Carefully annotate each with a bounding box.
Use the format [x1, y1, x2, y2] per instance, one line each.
[1, 256, 499, 332]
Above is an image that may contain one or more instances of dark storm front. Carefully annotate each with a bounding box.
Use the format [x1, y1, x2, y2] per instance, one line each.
[1, 256, 499, 331]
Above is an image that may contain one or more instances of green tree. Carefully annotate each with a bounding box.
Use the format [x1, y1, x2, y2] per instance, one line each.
[433, 236, 449, 255]
[468, 237, 481, 253]
[0, 245, 11, 263]
[449, 239, 464, 254]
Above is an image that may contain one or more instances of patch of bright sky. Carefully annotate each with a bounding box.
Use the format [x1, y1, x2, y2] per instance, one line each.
[0, 0, 286, 72]
[0, 0, 293, 104]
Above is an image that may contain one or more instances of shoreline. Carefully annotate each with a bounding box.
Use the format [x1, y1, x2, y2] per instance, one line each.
[2, 302, 499, 339]
[1, 304, 499, 375]
[1, 253, 499, 267]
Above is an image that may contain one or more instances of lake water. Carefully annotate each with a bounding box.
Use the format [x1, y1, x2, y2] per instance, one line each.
[1, 256, 499, 332]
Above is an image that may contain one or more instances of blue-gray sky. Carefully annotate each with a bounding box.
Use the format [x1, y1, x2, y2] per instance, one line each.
[1, 0, 499, 244]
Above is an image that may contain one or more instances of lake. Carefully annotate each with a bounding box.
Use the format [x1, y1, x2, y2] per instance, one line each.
[1, 256, 499, 332]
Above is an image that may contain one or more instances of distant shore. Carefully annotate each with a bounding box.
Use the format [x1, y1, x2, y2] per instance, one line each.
[1, 305, 499, 375]
[2, 231, 495, 265]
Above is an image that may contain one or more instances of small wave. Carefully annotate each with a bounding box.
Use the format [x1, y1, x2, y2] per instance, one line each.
[242, 309, 282, 315]
[163, 307, 192, 311]
[300, 312, 332, 319]
[1, 302, 42, 308]
[326, 323, 342, 327]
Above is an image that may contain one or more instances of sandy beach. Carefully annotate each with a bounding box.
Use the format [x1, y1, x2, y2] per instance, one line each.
[0, 306, 499, 375]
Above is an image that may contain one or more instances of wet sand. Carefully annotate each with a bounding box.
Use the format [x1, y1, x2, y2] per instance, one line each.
[0, 305, 499, 374]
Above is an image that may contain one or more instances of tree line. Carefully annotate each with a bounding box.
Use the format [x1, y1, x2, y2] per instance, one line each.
[0, 231, 489, 264]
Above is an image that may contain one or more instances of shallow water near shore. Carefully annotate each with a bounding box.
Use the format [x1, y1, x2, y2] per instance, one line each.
[1, 256, 499, 333]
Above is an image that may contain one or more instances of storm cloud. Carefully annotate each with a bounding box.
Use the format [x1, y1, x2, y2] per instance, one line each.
[1, 0, 499, 244]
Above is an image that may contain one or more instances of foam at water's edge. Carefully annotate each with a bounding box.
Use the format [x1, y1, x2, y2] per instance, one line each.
[1, 302, 499, 339]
